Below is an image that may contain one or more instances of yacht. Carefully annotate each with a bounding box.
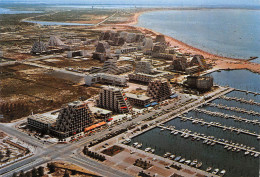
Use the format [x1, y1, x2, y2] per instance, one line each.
[212, 169, 220, 175]
[169, 154, 175, 160]
[245, 151, 250, 155]
[174, 131, 179, 135]
[171, 131, 175, 134]
[254, 153, 259, 158]
[125, 138, 131, 144]
[190, 159, 198, 166]
[219, 170, 226, 176]
[206, 167, 212, 172]
[196, 162, 202, 168]
[151, 149, 155, 153]
[136, 143, 142, 148]
[163, 152, 171, 158]
[203, 139, 208, 144]
[184, 134, 190, 138]
[174, 156, 181, 161]
[179, 158, 185, 163]
[145, 147, 151, 152]
[133, 142, 138, 147]
[185, 160, 191, 165]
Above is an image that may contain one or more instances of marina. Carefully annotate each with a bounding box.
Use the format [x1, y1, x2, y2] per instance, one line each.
[125, 76, 260, 177]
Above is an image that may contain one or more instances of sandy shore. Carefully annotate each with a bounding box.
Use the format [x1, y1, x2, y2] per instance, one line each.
[107, 9, 260, 74]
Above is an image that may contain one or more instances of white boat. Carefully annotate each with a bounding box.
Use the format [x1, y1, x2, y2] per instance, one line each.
[206, 167, 212, 172]
[174, 131, 179, 135]
[190, 159, 198, 166]
[151, 149, 155, 153]
[254, 153, 259, 158]
[220, 169, 226, 176]
[145, 147, 151, 152]
[179, 158, 185, 163]
[174, 156, 181, 161]
[184, 134, 190, 138]
[125, 138, 131, 144]
[169, 154, 175, 159]
[133, 142, 138, 147]
[136, 143, 142, 148]
[163, 152, 171, 158]
[196, 162, 202, 168]
[245, 151, 250, 155]
[185, 160, 191, 165]
[212, 168, 219, 175]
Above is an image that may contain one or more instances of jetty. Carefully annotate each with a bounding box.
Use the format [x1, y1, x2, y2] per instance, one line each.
[206, 103, 260, 116]
[157, 124, 260, 155]
[220, 95, 260, 106]
[178, 116, 260, 138]
[234, 89, 260, 96]
[193, 108, 260, 126]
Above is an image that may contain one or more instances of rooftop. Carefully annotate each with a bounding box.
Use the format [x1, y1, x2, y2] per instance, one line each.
[125, 93, 151, 101]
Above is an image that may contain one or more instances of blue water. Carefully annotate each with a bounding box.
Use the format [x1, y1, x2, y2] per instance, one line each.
[208, 70, 260, 92]
[137, 9, 260, 63]
[0, 8, 43, 14]
[23, 20, 93, 26]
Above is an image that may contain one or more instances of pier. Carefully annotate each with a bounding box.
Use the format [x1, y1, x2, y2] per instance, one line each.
[234, 89, 260, 96]
[206, 103, 260, 116]
[157, 124, 260, 155]
[220, 95, 260, 106]
[193, 108, 260, 126]
[177, 116, 260, 138]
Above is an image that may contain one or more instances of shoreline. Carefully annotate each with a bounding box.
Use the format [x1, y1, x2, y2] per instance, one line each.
[113, 9, 260, 74]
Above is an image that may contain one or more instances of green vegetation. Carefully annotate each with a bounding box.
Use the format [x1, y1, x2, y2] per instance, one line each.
[31, 9, 115, 22]
[0, 13, 43, 26]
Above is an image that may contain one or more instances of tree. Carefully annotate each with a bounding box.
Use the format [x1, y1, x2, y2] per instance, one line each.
[71, 170, 76, 175]
[6, 149, 11, 157]
[25, 172, 31, 177]
[0, 151, 4, 160]
[37, 166, 44, 176]
[63, 169, 70, 177]
[47, 163, 55, 173]
[31, 167, 38, 177]
[19, 170, 25, 177]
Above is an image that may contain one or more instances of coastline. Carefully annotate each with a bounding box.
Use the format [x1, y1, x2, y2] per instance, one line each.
[113, 9, 260, 74]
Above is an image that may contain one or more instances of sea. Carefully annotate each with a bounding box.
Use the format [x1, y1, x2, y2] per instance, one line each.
[137, 9, 260, 63]
[0, 7, 43, 14]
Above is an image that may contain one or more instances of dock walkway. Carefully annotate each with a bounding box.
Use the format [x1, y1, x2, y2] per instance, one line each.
[158, 125, 260, 155]
[193, 108, 260, 126]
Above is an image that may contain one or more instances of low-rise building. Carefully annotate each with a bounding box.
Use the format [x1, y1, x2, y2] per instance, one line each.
[84, 73, 127, 86]
[187, 76, 213, 90]
[125, 93, 152, 107]
[27, 113, 57, 132]
[90, 106, 112, 121]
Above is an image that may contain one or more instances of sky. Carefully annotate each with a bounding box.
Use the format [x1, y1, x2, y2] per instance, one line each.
[0, 0, 259, 6]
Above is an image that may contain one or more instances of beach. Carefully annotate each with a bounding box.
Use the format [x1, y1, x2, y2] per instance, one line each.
[98, 9, 260, 74]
